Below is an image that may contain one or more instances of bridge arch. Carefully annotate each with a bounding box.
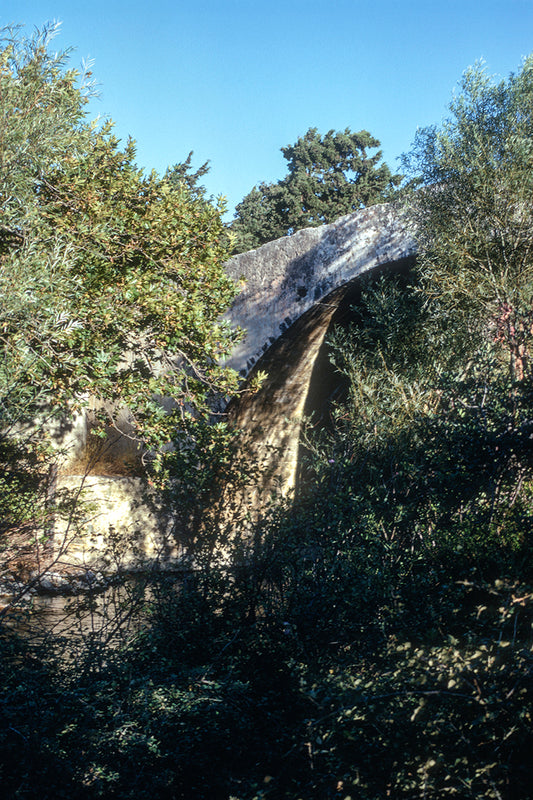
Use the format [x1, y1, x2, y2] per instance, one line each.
[224, 202, 415, 377]
[226, 254, 415, 498]
[224, 203, 416, 496]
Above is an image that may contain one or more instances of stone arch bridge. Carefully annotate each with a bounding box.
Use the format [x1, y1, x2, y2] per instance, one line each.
[53, 202, 415, 566]
[223, 202, 416, 495]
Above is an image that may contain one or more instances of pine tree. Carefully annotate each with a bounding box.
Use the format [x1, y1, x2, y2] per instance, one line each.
[231, 127, 401, 252]
[0, 24, 240, 546]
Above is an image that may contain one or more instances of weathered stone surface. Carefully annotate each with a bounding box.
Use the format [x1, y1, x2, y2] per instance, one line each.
[224, 202, 416, 377]
[53, 475, 179, 570]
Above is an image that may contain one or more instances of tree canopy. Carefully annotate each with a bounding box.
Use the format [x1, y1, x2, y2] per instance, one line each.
[402, 56, 533, 370]
[0, 24, 240, 543]
[230, 127, 402, 252]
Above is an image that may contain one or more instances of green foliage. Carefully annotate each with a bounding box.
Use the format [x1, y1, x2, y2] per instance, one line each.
[0, 24, 240, 555]
[164, 151, 211, 201]
[1, 561, 531, 799]
[231, 127, 401, 252]
[402, 56, 533, 379]
[2, 42, 533, 800]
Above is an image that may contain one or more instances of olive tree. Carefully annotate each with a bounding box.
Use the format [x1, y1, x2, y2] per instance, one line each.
[0, 24, 240, 581]
[403, 56, 533, 380]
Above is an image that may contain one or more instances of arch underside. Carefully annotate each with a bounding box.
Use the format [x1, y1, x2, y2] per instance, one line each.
[227, 255, 415, 501]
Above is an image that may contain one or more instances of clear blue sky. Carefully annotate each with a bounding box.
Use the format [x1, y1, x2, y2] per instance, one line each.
[4, 0, 533, 219]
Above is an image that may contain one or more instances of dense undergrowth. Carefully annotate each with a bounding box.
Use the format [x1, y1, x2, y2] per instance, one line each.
[0, 543, 531, 799]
